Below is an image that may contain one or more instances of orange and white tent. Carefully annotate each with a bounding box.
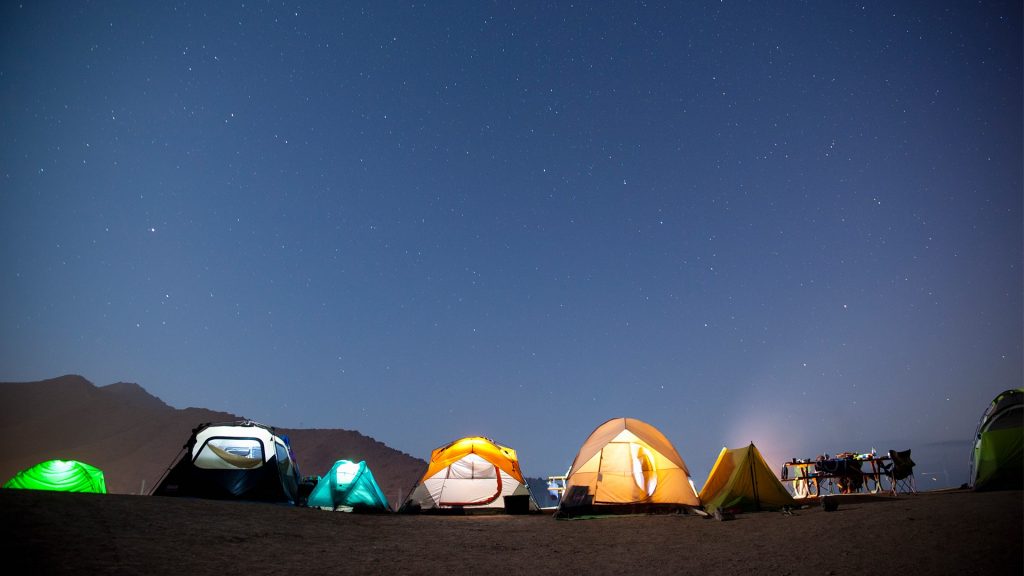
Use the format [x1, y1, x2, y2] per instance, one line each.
[558, 417, 700, 514]
[401, 436, 538, 512]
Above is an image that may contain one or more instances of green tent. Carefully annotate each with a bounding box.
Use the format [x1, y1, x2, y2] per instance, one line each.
[4, 459, 107, 493]
[970, 388, 1023, 491]
[698, 443, 795, 514]
[307, 460, 389, 512]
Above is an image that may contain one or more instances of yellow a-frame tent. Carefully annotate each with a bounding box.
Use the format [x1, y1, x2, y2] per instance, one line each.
[698, 442, 794, 514]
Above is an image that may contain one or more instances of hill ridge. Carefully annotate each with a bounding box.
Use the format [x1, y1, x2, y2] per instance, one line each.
[0, 375, 425, 504]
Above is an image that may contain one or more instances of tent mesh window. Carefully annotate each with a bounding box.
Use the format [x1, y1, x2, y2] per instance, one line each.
[195, 437, 265, 470]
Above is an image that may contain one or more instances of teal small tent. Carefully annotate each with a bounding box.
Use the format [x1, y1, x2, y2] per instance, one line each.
[4, 460, 107, 493]
[307, 460, 389, 512]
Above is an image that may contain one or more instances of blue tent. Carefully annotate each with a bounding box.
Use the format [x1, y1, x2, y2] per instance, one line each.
[152, 421, 301, 504]
[307, 460, 390, 512]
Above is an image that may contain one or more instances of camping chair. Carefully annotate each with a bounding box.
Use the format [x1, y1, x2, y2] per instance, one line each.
[884, 449, 918, 495]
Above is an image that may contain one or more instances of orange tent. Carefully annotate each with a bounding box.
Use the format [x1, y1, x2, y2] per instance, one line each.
[401, 437, 537, 512]
[559, 418, 700, 514]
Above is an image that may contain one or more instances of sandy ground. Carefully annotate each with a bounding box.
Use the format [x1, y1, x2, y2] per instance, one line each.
[2, 489, 1020, 575]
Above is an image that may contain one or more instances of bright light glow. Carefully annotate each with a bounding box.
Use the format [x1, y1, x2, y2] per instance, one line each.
[335, 461, 361, 486]
[630, 443, 658, 496]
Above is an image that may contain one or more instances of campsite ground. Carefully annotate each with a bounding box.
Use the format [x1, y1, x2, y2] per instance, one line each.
[2, 489, 1020, 575]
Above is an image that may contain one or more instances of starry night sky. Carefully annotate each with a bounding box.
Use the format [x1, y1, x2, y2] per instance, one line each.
[2, 1, 1020, 485]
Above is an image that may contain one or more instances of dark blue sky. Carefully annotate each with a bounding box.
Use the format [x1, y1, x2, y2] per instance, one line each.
[2, 1, 1020, 484]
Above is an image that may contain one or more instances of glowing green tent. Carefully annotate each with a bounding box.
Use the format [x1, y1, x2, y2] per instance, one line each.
[970, 388, 1023, 491]
[307, 460, 389, 512]
[4, 460, 107, 493]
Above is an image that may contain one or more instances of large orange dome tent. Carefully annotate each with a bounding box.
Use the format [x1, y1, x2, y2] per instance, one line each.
[557, 417, 700, 516]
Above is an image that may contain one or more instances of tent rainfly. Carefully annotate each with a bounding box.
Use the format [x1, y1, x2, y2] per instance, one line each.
[558, 417, 700, 516]
[970, 388, 1023, 491]
[401, 436, 538, 513]
[307, 460, 390, 512]
[698, 442, 795, 514]
[3, 459, 107, 493]
[152, 421, 301, 504]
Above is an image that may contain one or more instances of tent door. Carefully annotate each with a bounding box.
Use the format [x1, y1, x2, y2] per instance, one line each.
[594, 442, 646, 504]
[438, 459, 504, 507]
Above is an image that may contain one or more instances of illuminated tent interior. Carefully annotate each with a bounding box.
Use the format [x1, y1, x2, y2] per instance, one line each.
[698, 442, 795, 514]
[3, 459, 107, 493]
[558, 417, 700, 516]
[970, 388, 1023, 491]
[151, 421, 301, 504]
[400, 436, 538, 513]
[307, 459, 390, 512]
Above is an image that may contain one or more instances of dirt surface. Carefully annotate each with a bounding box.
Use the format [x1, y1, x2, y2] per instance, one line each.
[2, 489, 1020, 575]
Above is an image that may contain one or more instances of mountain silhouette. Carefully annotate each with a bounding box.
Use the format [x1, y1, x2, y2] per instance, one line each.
[0, 375, 426, 505]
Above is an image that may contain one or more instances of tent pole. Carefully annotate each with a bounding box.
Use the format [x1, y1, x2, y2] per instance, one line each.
[749, 442, 759, 511]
